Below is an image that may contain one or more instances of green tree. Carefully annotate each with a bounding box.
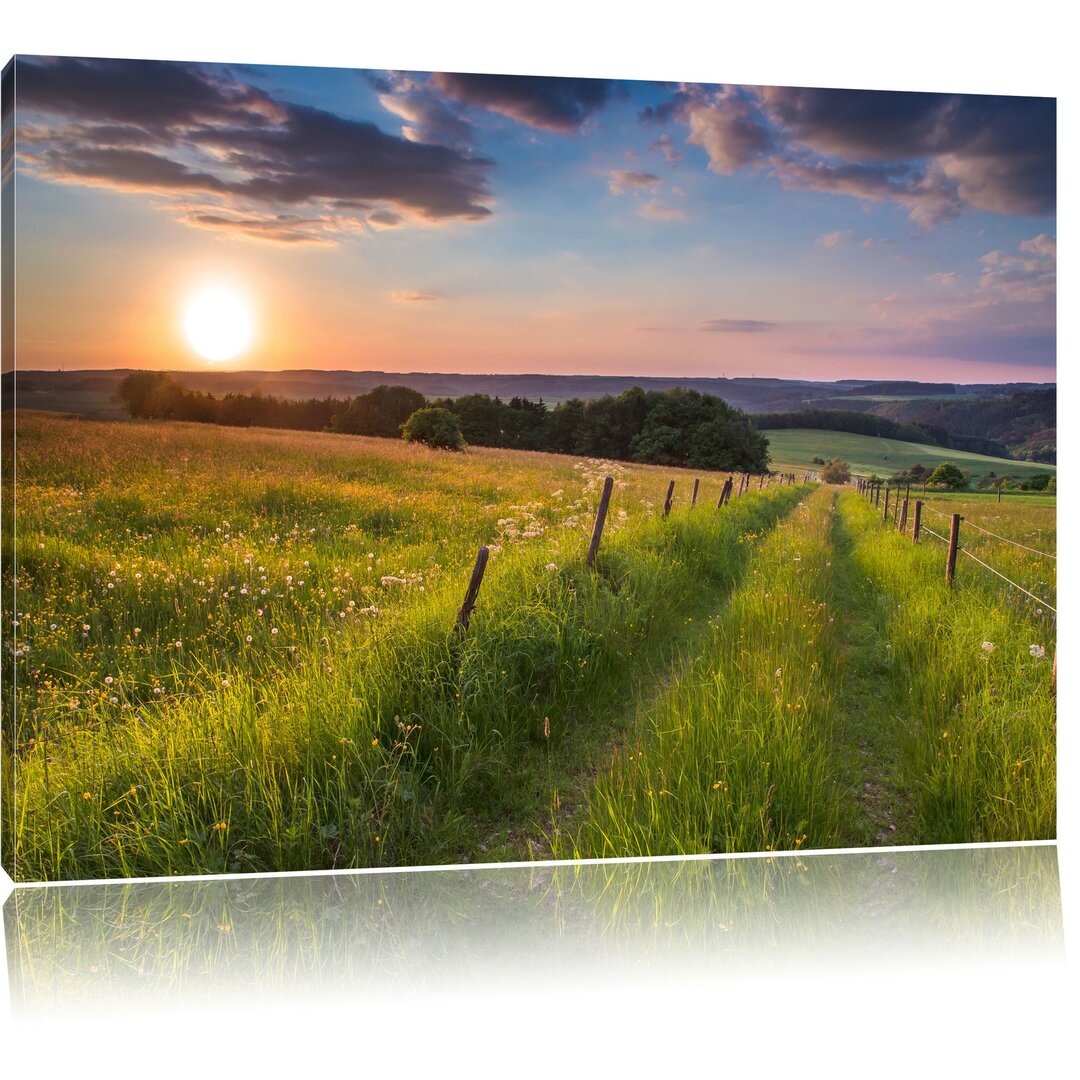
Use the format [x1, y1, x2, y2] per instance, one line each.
[1021, 472, 1052, 492]
[927, 462, 968, 490]
[330, 385, 427, 437]
[821, 459, 851, 484]
[401, 407, 466, 450]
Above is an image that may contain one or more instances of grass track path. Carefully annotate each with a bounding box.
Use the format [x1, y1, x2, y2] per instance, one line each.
[826, 502, 917, 847]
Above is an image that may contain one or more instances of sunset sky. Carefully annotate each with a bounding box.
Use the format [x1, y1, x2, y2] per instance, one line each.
[12, 57, 1057, 381]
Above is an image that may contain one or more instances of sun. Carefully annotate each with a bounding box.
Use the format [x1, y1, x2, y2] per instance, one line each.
[182, 287, 254, 362]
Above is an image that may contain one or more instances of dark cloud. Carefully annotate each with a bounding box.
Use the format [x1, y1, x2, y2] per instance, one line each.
[430, 72, 613, 132]
[34, 145, 231, 193]
[187, 212, 335, 244]
[761, 87, 1055, 219]
[641, 82, 1054, 225]
[700, 318, 776, 333]
[16, 56, 494, 242]
[374, 72, 475, 150]
[682, 87, 776, 174]
[17, 56, 281, 137]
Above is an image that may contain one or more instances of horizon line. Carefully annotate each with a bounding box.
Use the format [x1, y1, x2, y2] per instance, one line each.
[10, 368, 1058, 388]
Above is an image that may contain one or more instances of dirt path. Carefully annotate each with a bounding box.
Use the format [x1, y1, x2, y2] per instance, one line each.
[827, 502, 917, 846]
[509, 493, 812, 862]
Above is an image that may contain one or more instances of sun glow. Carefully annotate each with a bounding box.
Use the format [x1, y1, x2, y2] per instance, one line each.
[182, 287, 254, 362]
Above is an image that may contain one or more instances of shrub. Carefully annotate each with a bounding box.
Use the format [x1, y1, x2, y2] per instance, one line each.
[401, 407, 466, 450]
[820, 458, 851, 484]
[927, 462, 969, 490]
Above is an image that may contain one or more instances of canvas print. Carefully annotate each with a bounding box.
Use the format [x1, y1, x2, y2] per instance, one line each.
[0, 58, 1055, 881]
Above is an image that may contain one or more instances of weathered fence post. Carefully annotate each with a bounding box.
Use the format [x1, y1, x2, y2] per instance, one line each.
[691, 477, 700, 508]
[456, 546, 490, 632]
[586, 475, 614, 568]
[946, 513, 961, 586]
[898, 497, 908, 534]
[758, 474, 764, 490]
[883, 486, 891, 522]
[912, 500, 923, 543]
[663, 479, 675, 517]
[875, 483, 881, 507]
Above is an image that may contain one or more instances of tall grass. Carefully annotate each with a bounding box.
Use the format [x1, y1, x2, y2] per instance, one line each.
[558, 486, 844, 858]
[837, 491, 1055, 843]
[5, 412, 809, 878]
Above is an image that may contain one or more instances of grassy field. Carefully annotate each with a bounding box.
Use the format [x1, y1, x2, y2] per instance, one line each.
[763, 427, 1056, 484]
[2, 413, 1055, 879]
[557, 486, 1055, 857]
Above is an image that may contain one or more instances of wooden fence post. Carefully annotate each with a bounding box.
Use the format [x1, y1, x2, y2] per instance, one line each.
[586, 475, 614, 568]
[898, 497, 908, 534]
[691, 477, 700, 508]
[758, 474, 764, 490]
[883, 486, 891, 522]
[456, 546, 490, 632]
[663, 479, 675, 517]
[946, 513, 961, 586]
[912, 500, 922, 543]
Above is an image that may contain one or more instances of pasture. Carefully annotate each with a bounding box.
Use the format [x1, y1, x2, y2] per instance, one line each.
[2, 413, 1056, 879]
[763, 427, 1056, 485]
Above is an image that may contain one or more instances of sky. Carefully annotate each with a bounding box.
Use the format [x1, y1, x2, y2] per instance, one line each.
[11, 57, 1057, 382]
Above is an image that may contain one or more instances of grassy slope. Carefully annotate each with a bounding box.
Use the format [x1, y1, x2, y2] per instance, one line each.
[5, 411, 807, 879]
[6, 414, 1054, 877]
[764, 427, 1056, 483]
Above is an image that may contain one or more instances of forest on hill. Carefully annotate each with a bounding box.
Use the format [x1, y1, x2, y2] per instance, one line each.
[116, 373, 771, 472]
[868, 390, 1056, 463]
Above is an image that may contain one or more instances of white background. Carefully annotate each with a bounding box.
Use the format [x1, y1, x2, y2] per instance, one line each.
[1, 3, 1075, 1074]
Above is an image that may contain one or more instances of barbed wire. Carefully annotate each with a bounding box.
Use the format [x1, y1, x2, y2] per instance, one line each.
[908, 499, 1055, 559]
[957, 547, 1057, 614]
[955, 518, 1056, 561]
[865, 494, 1056, 616]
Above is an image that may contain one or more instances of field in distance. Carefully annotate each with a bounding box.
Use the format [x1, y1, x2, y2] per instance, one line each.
[764, 427, 1056, 484]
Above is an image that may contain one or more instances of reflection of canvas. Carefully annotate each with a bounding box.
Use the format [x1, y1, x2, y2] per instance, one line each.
[5, 847, 1064, 1007]
[1, 58, 1056, 881]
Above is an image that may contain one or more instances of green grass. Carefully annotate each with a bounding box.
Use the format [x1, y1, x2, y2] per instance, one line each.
[4, 411, 807, 879]
[558, 484, 1055, 857]
[837, 491, 1055, 842]
[4, 413, 1054, 879]
[763, 427, 1056, 484]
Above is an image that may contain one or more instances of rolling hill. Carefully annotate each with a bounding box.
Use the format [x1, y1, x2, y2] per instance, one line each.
[765, 428, 1056, 485]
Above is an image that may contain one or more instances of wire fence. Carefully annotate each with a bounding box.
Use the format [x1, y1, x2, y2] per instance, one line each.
[854, 478, 1056, 623]
[956, 546, 1056, 613]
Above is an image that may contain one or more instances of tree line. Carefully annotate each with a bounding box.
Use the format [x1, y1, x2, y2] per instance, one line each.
[118, 373, 772, 472]
[871, 461, 1054, 493]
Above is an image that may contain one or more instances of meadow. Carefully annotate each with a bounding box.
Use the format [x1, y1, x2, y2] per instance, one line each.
[2, 412, 1056, 879]
[763, 427, 1056, 485]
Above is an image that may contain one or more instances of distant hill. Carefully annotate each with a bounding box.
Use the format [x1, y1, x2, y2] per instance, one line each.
[764, 428, 1056, 485]
[3, 369, 1055, 463]
[867, 389, 1056, 464]
[4, 368, 1053, 417]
